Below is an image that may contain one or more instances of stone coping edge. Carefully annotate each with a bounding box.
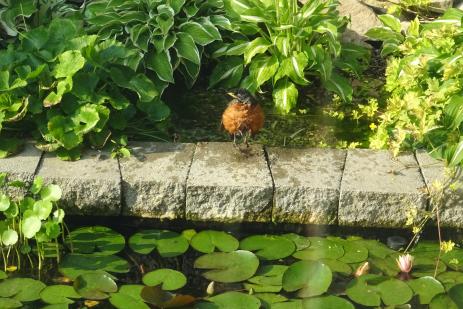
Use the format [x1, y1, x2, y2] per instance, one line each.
[1, 142, 459, 228]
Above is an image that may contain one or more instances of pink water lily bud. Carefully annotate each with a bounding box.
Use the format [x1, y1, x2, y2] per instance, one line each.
[354, 262, 370, 277]
[396, 254, 413, 273]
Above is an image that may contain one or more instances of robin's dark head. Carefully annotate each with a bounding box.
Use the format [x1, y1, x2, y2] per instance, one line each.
[227, 89, 255, 106]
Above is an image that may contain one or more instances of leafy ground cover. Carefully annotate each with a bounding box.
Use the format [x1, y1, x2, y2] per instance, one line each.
[0, 225, 462, 308]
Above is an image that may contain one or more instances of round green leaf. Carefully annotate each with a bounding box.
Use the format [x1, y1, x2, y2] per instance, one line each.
[254, 293, 287, 307]
[346, 274, 384, 307]
[353, 239, 394, 259]
[320, 258, 352, 275]
[437, 271, 463, 290]
[0, 278, 46, 301]
[1, 230, 18, 246]
[194, 250, 259, 283]
[282, 260, 332, 297]
[430, 293, 459, 309]
[408, 276, 445, 304]
[448, 283, 463, 307]
[73, 271, 117, 300]
[40, 285, 81, 304]
[59, 254, 129, 279]
[191, 230, 239, 253]
[40, 184, 62, 202]
[240, 235, 295, 260]
[33, 200, 53, 220]
[67, 226, 125, 255]
[377, 278, 413, 305]
[412, 256, 447, 277]
[292, 237, 344, 260]
[21, 214, 42, 239]
[281, 233, 311, 251]
[302, 295, 355, 309]
[338, 240, 369, 263]
[0, 271, 7, 280]
[248, 265, 288, 286]
[109, 285, 149, 309]
[0, 298, 22, 308]
[201, 292, 260, 309]
[129, 229, 189, 257]
[142, 269, 187, 290]
[0, 194, 10, 211]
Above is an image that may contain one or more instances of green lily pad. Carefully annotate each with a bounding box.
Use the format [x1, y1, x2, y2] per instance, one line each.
[198, 292, 261, 309]
[429, 293, 459, 309]
[248, 265, 288, 286]
[442, 248, 463, 271]
[191, 230, 239, 253]
[73, 271, 117, 300]
[66, 226, 125, 255]
[337, 239, 369, 263]
[240, 235, 295, 260]
[282, 260, 332, 297]
[437, 271, 463, 290]
[254, 293, 287, 308]
[140, 285, 196, 308]
[194, 250, 259, 283]
[377, 278, 413, 305]
[244, 283, 282, 293]
[412, 256, 447, 277]
[302, 295, 355, 309]
[407, 276, 445, 304]
[292, 237, 344, 260]
[448, 283, 463, 307]
[109, 285, 149, 309]
[129, 229, 189, 257]
[0, 278, 46, 301]
[281, 234, 311, 251]
[0, 271, 7, 280]
[59, 253, 130, 279]
[369, 255, 400, 276]
[269, 300, 302, 309]
[320, 259, 352, 275]
[181, 229, 197, 242]
[41, 304, 69, 309]
[0, 298, 22, 308]
[40, 285, 81, 304]
[354, 239, 394, 259]
[346, 274, 385, 307]
[142, 269, 187, 290]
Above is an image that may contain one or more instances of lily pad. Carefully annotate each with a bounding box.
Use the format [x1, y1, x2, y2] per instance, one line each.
[369, 255, 400, 276]
[292, 237, 344, 260]
[248, 265, 288, 286]
[429, 293, 459, 309]
[66, 226, 125, 255]
[194, 250, 259, 283]
[0, 298, 22, 308]
[59, 253, 130, 279]
[377, 278, 413, 305]
[240, 235, 296, 260]
[442, 248, 463, 271]
[129, 229, 189, 257]
[281, 233, 311, 251]
[198, 291, 261, 309]
[0, 278, 46, 301]
[407, 276, 445, 304]
[282, 260, 332, 297]
[73, 271, 117, 300]
[269, 300, 302, 309]
[191, 230, 239, 253]
[354, 239, 394, 259]
[320, 259, 352, 275]
[254, 293, 287, 308]
[142, 269, 187, 290]
[141, 285, 196, 308]
[448, 283, 463, 307]
[412, 256, 447, 277]
[437, 271, 463, 290]
[40, 285, 81, 304]
[109, 285, 149, 309]
[337, 239, 369, 263]
[0, 271, 7, 280]
[302, 295, 355, 309]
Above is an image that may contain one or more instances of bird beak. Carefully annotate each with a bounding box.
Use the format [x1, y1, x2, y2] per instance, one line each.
[227, 92, 238, 99]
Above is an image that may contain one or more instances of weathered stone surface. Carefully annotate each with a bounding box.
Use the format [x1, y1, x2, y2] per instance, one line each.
[416, 150, 463, 228]
[339, 0, 382, 44]
[37, 150, 120, 215]
[119, 142, 195, 219]
[0, 144, 42, 198]
[186, 143, 273, 223]
[339, 149, 427, 227]
[268, 148, 346, 224]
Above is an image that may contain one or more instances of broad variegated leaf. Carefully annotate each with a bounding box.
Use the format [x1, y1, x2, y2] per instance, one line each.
[249, 55, 279, 87]
[324, 73, 352, 102]
[244, 37, 271, 64]
[273, 78, 298, 114]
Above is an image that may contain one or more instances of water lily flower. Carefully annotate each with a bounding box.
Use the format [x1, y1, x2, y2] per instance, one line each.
[396, 254, 413, 273]
[206, 281, 215, 296]
[354, 262, 370, 277]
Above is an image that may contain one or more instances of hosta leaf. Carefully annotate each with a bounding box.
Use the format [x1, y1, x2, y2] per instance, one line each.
[249, 55, 279, 88]
[209, 56, 243, 89]
[175, 32, 201, 65]
[379, 14, 402, 33]
[244, 37, 271, 64]
[179, 21, 219, 46]
[147, 51, 174, 83]
[324, 73, 353, 102]
[273, 78, 298, 114]
[54, 51, 85, 79]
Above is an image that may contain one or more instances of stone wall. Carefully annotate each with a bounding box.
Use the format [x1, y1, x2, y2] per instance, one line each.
[2, 142, 461, 228]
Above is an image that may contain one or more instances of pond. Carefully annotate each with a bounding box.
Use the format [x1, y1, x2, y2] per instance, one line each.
[1, 223, 462, 309]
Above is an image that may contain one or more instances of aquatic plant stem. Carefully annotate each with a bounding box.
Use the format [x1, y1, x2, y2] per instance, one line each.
[434, 201, 443, 278]
[1, 247, 6, 271]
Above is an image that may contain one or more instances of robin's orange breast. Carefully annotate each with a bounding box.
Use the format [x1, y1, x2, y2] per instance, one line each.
[222, 103, 264, 135]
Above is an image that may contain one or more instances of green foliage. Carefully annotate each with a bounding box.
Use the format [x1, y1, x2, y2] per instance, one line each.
[0, 17, 166, 159]
[209, 0, 370, 113]
[0, 175, 65, 271]
[84, 0, 226, 93]
[366, 9, 463, 166]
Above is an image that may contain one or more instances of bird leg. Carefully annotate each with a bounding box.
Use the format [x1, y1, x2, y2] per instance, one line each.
[243, 130, 251, 147]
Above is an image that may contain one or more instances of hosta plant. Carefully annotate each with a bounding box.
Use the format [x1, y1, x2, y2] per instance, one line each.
[84, 0, 229, 94]
[0, 173, 65, 271]
[209, 0, 370, 113]
[366, 9, 463, 166]
[0, 18, 165, 159]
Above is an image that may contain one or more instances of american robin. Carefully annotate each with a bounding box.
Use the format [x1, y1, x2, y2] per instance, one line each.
[221, 89, 264, 146]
